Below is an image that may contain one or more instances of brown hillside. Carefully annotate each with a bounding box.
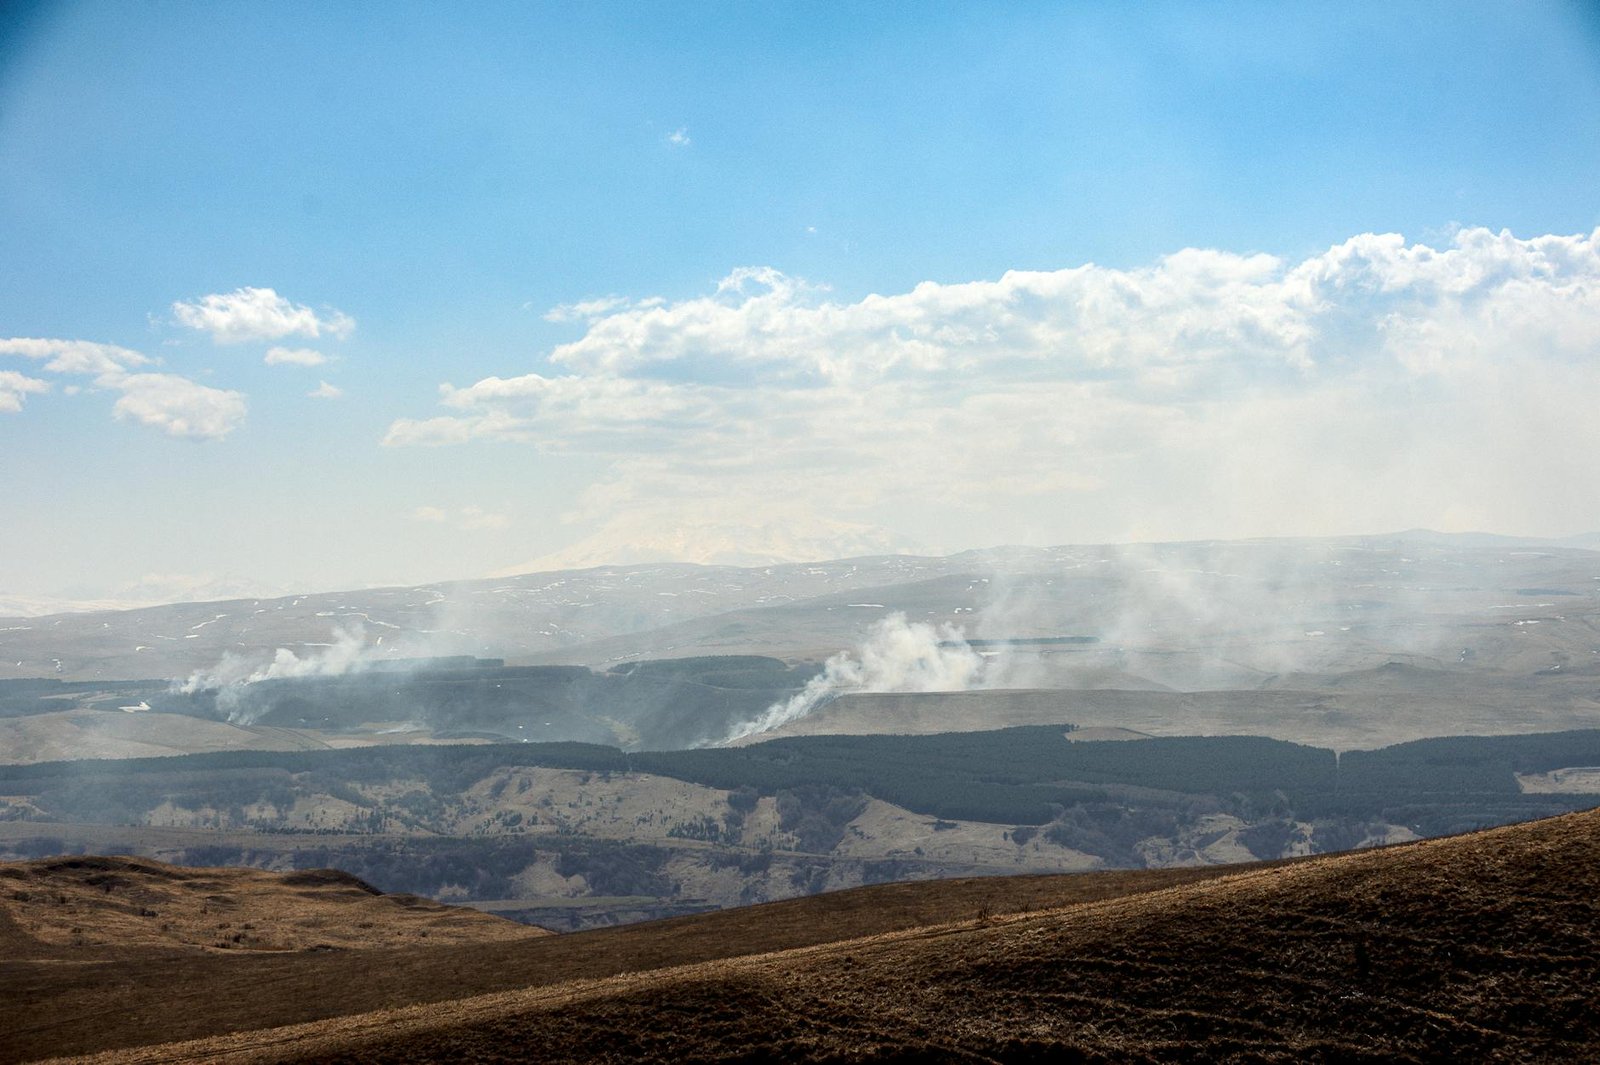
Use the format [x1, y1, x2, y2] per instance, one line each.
[3, 862, 1256, 1063]
[84, 808, 1600, 1064]
[0, 855, 545, 959]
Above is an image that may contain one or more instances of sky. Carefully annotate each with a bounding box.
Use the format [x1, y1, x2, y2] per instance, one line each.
[2, 1, 1599, 608]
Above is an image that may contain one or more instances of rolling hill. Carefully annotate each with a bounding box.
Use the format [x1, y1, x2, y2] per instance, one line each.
[8, 808, 1600, 1062]
[5, 533, 1600, 761]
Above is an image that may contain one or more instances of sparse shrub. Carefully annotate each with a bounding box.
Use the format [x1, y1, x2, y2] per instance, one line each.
[667, 815, 731, 843]
[1043, 804, 1187, 867]
[1239, 818, 1298, 860]
[1310, 819, 1381, 854]
[726, 785, 759, 813]
[788, 862, 829, 895]
[776, 785, 867, 853]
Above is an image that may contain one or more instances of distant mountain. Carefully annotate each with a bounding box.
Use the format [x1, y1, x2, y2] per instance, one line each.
[5, 531, 1599, 757]
[1386, 527, 1600, 550]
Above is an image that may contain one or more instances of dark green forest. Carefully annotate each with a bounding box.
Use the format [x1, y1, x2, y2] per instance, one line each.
[6, 725, 1599, 837]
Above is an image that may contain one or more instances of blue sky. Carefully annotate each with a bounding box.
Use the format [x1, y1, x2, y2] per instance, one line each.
[2, 1, 1599, 607]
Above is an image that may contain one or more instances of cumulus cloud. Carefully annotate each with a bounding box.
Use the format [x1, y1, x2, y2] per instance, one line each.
[0, 335, 246, 440]
[307, 380, 343, 400]
[264, 346, 328, 367]
[109, 373, 247, 440]
[412, 505, 510, 532]
[386, 228, 1600, 555]
[666, 127, 690, 147]
[172, 287, 354, 344]
[0, 371, 49, 413]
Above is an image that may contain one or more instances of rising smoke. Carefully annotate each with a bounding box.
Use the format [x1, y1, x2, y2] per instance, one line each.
[176, 624, 372, 721]
[723, 612, 989, 744]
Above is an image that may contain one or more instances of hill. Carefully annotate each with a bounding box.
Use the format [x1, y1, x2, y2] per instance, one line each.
[5, 533, 1600, 760]
[2, 860, 1258, 1063]
[0, 854, 543, 959]
[78, 807, 1600, 1063]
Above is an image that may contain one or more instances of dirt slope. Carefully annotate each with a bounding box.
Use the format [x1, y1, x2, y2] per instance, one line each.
[3, 864, 1254, 1063]
[0, 855, 545, 958]
[84, 808, 1600, 1064]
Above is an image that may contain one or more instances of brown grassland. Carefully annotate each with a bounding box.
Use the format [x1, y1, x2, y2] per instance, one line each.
[3, 859, 1247, 1063]
[8, 808, 1600, 1063]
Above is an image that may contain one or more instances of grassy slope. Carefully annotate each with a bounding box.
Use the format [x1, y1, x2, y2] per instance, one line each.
[4, 863, 1259, 1063]
[83, 808, 1600, 1064]
[0, 855, 546, 959]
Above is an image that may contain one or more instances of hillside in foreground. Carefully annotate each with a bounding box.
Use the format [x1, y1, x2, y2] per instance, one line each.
[1, 858, 1249, 1063]
[18, 808, 1600, 1063]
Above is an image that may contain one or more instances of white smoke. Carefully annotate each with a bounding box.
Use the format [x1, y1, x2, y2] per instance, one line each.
[177, 624, 372, 721]
[724, 612, 987, 743]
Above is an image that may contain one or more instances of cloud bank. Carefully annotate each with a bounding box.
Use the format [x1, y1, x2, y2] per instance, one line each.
[386, 228, 1600, 556]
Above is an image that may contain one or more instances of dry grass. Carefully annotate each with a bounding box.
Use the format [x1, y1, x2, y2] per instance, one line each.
[2, 859, 1260, 1063]
[51, 808, 1600, 1064]
[0, 855, 545, 957]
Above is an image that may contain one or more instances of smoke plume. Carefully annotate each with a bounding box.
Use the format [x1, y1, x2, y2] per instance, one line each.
[724, 612, 987, 743]
[176, 624, 372, 721]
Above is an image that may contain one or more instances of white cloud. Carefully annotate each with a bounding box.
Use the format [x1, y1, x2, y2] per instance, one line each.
[172, 287, 354, 344]
[386, 228, 1600, 557]
[543, 296, 632, 323]
[307, 380, 343, 400]
[0, 337, 149, 375]
[411, 505, 510, 532]
[0, 335, 246, 440]
[264, 346, 328, 367]
[384, 374, 713, 448]
[666, 127, 690, 148]
[109, 373, 247, 440]
[0, 371, 49, 413]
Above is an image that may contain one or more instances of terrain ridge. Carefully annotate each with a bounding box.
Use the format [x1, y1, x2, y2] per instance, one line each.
[20, 807, 1600, 1063]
